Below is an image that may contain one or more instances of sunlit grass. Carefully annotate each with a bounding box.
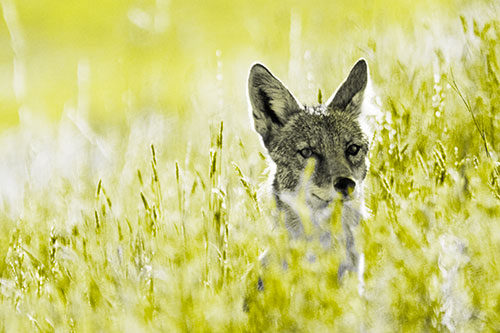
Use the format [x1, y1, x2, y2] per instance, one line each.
[1, 0, 500, 331]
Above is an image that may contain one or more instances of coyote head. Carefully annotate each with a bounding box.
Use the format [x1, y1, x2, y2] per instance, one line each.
[248, 60, 371, 223]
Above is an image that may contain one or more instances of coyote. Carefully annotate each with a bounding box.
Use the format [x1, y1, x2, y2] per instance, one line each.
[248, 59, 371, 282]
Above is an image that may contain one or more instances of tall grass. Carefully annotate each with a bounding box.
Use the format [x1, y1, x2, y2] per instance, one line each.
[1, 0, 500, 331]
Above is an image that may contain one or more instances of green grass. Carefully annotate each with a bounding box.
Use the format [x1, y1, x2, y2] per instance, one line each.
[1, 0, 500, 331]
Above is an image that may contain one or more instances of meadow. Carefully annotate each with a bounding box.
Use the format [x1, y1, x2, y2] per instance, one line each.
[1, 0, 500, 331]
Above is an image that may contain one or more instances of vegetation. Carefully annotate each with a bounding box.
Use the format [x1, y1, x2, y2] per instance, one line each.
[0, 0, 499, 330]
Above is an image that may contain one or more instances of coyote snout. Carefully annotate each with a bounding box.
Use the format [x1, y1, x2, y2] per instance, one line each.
[335, 177, 356, 196]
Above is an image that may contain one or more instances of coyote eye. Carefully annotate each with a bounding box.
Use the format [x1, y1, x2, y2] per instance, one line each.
[299, 148, 312, 158]
[346, 144, 360, 156]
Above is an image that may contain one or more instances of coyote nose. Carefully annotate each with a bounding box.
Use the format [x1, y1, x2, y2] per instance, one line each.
[334, 177, 356, 197]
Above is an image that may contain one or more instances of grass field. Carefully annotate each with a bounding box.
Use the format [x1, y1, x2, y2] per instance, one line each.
[1, 0, 500, 331]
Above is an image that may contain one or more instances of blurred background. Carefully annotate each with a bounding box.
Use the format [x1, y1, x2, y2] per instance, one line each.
[3, 1, 500, 330]
[1, 0, 465, 131]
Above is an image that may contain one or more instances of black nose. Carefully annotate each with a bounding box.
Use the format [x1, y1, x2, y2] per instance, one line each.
[334, 178, 356, 197]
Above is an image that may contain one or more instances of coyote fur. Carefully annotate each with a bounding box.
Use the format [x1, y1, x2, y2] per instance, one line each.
[248, 59, 372, 282]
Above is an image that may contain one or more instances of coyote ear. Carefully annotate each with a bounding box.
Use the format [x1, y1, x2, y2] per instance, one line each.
[248, 63, 302, 147]
[326, 59, 368, 114]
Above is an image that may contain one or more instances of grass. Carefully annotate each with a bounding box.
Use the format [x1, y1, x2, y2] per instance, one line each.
[1, 0, 500, 331]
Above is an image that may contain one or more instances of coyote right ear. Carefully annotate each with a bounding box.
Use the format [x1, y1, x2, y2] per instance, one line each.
[326, 59, 368, 114]
[248, 63, 302, 147]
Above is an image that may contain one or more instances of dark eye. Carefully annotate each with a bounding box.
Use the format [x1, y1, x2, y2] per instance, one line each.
[299, 148, 313, 158]
[346, 144, 361, 156]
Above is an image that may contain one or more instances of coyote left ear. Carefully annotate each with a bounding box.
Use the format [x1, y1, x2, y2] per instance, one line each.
[248, 63, 302, 147]
[326, 59, 368, 114]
